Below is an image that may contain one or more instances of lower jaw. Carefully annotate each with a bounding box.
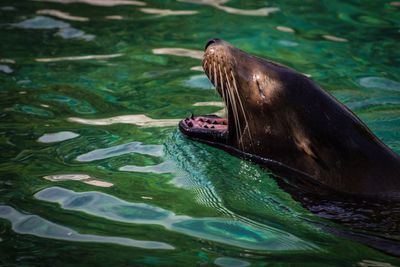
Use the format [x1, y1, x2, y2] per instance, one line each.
[178, 115, 228, 144]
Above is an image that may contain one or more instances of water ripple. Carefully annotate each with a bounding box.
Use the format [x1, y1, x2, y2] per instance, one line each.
[185, 74, 213, 89]
[178, 0, 279, 16]
[43, 174, 113, 187]
[36, 9, 89, 22]
[56, 27, 95, 41]
[347, 97, 400, 110]
[140, 8, 198, 16]
[359, 77, 400, 91]
[152, 48, 203, 60]
[14, 16, 69, 29]
[32, 0, 146, 7]
[68, 114, 179, 127]
[36, 53, 123, 62]
[39, 93, 96, 114]
[13, 16, 94, 41]
[192, 101, 224, 107]
[190, 66, 203, 71]
[0, 58, 16, 64]
[76, 141, 164, 162]
[0, 205, 174, 250]
[214, 257, 250, 267]
[1, 6, 16, 11]
[8, 104, 54, 118]
[322, 35, 348, 42]
[35, 187, 317, 251]
[104, 15, 124, 20]
[278, 40, 299, 47]
[276, 26, 295, 33]
[0, 64, 13, 74]
[119, 161, 176, 174]
[37, 131, 79, 143]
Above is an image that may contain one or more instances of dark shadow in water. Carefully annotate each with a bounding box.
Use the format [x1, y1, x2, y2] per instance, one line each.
[278, 180, 400, 256]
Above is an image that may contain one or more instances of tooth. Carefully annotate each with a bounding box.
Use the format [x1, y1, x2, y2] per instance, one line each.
[211, 126, 215, 129]
[204, 125, 209, 129]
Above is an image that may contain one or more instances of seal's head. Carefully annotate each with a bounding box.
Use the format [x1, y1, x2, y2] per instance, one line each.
[179, 39, 400, 198]
[180, 38, 326, 165]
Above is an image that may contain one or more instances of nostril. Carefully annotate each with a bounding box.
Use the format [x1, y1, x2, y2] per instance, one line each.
[205, 39, 215, 50]
[205, 38, 221, 50]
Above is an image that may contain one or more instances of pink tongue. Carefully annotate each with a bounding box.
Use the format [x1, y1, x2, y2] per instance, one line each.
[185, 116, 227, 129]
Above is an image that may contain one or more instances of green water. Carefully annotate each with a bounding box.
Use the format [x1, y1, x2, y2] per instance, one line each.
[1, 0, 400, 266]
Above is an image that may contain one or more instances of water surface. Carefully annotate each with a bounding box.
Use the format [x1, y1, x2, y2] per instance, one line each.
[0, 0, 400, 266]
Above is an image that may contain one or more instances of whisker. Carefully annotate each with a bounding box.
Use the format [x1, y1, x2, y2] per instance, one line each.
[218, 64, 229, 123]
[203, 53, 253, 151]
[208, 63, 213, 83]
[203, 60, 208, 73]
[226, 85, 239, 143]
[218, 64, 226, 109]
[213, 61, 218, 88]
[225, 67, 242, 149]
[231, 70, 253, 149]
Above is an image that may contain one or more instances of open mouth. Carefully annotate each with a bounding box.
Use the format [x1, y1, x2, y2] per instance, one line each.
[178, 114, 228, 143]
[179, 39, 233, 144]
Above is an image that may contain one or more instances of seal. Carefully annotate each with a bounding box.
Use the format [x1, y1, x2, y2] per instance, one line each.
[179, 39, 400, 199]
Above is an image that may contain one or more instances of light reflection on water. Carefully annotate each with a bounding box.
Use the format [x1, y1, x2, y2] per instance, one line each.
[37, 131, 79, 143]
[0, 205, 173, 249]
[43, 174, 113, 187]
[178, 0, 279, 16]
[76, 141, 164, 162]
[119, 160, 176, 174]
[14, 16, 95, 41]
[36, 9, 90, 22]
[32, 0, 146, 7]
[34, 186, 318, 251]
[139, 8, 198, 16]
